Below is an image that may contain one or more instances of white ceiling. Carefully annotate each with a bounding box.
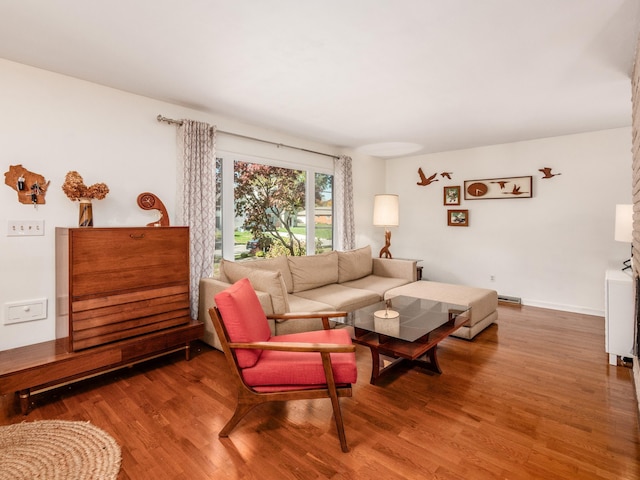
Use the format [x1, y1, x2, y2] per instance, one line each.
[1, 0, 639, 157]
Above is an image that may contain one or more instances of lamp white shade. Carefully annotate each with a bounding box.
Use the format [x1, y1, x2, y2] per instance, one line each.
[373, 194, 399, 227]
[614, 204, 633, 243]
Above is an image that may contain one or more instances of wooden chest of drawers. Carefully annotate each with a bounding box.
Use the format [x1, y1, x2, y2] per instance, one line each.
[56, 227, 192, 351]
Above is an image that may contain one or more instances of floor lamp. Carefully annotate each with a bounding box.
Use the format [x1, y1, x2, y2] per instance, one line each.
[615, 204, 633, 272]
[373, 194, 399, 259]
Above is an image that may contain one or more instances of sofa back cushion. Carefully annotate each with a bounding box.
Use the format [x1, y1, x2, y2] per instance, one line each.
[220, 256, 293, 293]
[337, 245, 373, 283]
[288, 251, 339, 293]
[222, 261, 290, 314]
[214, 278, 272, 368]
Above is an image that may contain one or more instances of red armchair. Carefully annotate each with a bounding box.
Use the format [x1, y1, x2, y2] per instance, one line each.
[209, 277, 357, 452]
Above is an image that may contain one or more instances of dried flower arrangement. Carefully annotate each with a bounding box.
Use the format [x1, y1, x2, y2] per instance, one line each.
[61, 171, 109, 201]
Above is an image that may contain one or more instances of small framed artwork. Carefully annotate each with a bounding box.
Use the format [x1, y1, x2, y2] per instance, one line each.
[447, 209, 469, 227]
[443, 186, 460, 205]
[464, 176, 533, 200]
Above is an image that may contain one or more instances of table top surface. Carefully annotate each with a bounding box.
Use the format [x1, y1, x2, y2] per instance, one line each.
[342, 295, 469, 342]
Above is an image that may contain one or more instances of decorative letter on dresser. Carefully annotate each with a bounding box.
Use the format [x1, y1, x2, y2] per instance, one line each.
[0, 227, 203, 415]
[604, 269, 634, 365]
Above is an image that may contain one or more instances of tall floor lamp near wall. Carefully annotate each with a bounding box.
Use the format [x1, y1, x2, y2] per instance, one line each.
[373, 194, 399, 259]
[615, 204, 633, 272]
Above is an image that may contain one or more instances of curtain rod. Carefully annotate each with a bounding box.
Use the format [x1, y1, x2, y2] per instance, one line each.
[156, 114, 340, 160]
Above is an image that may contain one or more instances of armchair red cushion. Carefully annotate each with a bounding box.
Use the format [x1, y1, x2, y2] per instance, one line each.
[214, 277, 272, 368]
[240, 329, 357, 388]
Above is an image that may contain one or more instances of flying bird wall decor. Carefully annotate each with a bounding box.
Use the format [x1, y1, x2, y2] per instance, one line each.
[417, 168, 438, 186]
[490, 180, 508, 189]
[539, 167, 561, 179]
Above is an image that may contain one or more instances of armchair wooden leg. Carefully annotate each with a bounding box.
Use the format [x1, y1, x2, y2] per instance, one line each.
[219, 396, 260, 437]
[321, 352, 349, 452]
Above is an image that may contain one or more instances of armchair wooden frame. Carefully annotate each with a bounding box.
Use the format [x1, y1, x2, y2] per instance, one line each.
[209, 308, 356, 452]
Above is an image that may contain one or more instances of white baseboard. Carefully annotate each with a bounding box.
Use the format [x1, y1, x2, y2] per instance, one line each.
[521, 299, 604, 317]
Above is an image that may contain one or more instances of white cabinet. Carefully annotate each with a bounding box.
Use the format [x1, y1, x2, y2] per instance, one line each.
[604, 269, 635, 365]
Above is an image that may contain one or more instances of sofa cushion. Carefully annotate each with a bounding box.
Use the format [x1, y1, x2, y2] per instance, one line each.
[288, 251, 339, 293]
[337, 245, 373, 283]
[287, 295, 335, 313]
[222, 261, 290, 314]
[214, 278, 272, 368]
[341, 274, 411, 298]
[241, 329, 357, 388]
[221, 256, 293, 293]
[293, 284, 380, 312]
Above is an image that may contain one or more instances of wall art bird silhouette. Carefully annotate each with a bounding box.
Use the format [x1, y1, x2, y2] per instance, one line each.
[539, 167, 561, 179]
[507, 185, 526, 195]
[417, 168, 438, 186]
[440, 172, 452, 179]
[490, 180, 508, 189]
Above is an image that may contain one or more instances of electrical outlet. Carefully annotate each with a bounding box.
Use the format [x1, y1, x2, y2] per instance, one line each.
[5, 298, 47, 324]
[7, 220, 44, 236]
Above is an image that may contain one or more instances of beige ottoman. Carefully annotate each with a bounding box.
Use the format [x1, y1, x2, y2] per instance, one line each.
[384, 281, 498, 339]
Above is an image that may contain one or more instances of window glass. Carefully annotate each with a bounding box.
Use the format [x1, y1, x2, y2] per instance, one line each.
[211, 153, 334, 271]
[315, 172, 333, 253]
[234, 160, 307, 259]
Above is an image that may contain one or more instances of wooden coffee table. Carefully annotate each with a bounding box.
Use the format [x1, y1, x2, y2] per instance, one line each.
[344, 295, 469, 384]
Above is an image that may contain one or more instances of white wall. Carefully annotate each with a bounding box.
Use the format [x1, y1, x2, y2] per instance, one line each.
[0, 58, 382, 350]
[1, 57, 627, 351]
[385, 128, 633, 315]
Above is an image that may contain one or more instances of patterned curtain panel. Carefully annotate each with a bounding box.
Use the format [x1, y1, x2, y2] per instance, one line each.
[176, 120, 216, 319]
[333, 155, 355, 250]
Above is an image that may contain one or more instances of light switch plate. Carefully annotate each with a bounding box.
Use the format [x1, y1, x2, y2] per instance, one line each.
[7, 220, 44, 236]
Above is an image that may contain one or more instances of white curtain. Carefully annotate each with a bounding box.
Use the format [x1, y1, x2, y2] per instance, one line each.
[176, 120, 216, 319]
[333, 155, 355, 250]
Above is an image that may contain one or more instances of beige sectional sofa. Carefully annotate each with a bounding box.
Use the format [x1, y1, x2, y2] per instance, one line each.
[198, 246, 417, 350]
[199, 245, 499, 349]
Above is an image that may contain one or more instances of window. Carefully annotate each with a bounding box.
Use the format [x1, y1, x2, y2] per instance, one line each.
[215, 153, 333, 269]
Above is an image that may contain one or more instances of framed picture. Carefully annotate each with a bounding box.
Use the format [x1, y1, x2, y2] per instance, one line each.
[463, 176, 533, 200]
[447, 209, 468, 227]
[443, 186, 460, 205]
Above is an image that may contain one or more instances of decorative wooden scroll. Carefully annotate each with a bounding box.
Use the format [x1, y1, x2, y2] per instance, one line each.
[4, 164, 50, 205]
[137, 192, 170, 226]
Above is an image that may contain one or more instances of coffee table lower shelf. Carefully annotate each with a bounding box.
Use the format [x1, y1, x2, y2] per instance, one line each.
[353, 318, 467, 385]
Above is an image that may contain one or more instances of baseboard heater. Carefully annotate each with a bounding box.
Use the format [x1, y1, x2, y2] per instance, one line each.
[498, 295, 522, 305]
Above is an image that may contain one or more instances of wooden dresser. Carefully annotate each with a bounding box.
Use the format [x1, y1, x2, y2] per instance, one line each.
[0, 227, 203, 415]
[57, 226, 194, 351]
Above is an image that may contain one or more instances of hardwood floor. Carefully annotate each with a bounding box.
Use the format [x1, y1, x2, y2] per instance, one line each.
[1, 305, 638, 479]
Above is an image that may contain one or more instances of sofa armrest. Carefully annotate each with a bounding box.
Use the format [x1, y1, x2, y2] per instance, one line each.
[372, 258, 417, 282]
[198, 277, 276, 350]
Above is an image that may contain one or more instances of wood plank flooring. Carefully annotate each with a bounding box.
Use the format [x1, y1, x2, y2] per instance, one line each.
[1, 305, 638, 479]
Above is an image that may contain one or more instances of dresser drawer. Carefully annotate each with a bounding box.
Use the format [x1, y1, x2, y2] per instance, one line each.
[70, 285, 191, 350]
